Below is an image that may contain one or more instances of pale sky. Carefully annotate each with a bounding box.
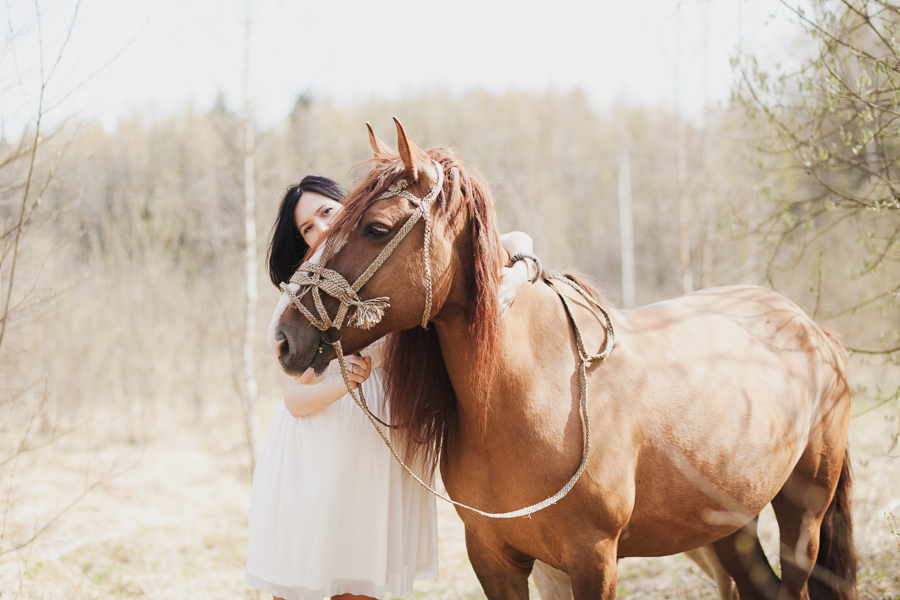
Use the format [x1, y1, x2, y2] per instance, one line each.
[1, 0, 804, 137]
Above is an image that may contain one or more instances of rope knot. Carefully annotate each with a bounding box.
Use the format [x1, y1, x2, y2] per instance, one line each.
[385, 179, 408, 196]
[348, 297, 390, 329]
[285, 262, 391, 331]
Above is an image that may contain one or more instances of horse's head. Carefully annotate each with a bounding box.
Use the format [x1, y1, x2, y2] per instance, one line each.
[271, 118, 502, 378]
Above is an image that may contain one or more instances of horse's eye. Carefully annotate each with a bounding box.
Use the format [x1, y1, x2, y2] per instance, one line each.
[366, 223, 391, 239]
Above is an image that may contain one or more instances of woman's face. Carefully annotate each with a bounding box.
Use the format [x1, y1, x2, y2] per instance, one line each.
[294, 191, 344, 247]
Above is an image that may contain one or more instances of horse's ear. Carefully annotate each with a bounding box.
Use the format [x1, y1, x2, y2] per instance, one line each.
[366, 122, 393, 159]
[393, 117, 429, 182]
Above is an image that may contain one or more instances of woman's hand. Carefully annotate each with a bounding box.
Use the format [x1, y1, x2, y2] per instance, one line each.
[342, 354, 373, 389]
[293, 354, 372, 388]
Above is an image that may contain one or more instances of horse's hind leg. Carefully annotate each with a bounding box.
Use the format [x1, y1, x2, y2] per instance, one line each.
[711, 516, 781, 600]
[685, 545, 739, 600]
[771, 451, 856, 600]
[770, 490, 821, 600]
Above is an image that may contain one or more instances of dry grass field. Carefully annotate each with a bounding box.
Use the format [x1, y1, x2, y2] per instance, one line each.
[1, 393, 898, 599]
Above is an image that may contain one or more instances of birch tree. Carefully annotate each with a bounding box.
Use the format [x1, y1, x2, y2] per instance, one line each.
[241, 0, 259, 472]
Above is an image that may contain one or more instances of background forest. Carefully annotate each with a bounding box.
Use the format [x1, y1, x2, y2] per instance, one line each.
[4, 88, 896, 441]
[1, 0, 899, 598]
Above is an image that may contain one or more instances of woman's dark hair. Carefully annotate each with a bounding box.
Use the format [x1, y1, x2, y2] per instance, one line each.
[267, 175, 347, 287]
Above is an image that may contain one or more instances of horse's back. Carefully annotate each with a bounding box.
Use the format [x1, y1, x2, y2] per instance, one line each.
[624, 284, 843, 378]
[617, 284, 848, 440]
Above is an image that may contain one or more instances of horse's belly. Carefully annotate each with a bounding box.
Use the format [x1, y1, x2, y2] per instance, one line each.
[617, 492, 772, 557]
[616, 418, 805, 557]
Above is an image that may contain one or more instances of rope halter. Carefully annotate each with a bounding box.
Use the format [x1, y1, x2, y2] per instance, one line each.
[279, 160, 444, 339]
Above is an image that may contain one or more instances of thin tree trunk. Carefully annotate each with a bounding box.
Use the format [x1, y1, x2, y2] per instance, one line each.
[674, 6, 693, 295]
[618, 142, 636, 308]
[676, 117, 693, 295]
[241, 0, 259, 473]
[700, 1, 716, 289]
[700, 137, 716, 288]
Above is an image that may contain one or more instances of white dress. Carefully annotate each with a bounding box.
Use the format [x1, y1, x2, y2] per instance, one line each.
[245, 354, 439, 600]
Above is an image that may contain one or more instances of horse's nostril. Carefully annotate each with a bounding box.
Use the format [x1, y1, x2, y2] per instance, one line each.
[274, 332, 289, 363]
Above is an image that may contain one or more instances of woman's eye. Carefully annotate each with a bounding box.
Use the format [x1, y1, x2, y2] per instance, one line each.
[323, 207, 332, 215]
[366, 223, 390, 238]
[302, 225, 312, 235]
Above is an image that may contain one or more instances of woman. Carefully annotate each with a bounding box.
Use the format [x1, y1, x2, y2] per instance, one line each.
[246, 175, 537, 600]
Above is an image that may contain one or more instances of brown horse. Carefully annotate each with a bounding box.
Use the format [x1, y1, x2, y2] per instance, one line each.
[272, 120, 857, 600]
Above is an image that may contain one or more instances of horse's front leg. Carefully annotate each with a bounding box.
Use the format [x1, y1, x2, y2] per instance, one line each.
[465, 528, 532, 599]
[567, 538, 619, 600]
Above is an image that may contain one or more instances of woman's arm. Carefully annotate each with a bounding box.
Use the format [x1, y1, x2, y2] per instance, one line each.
[281, 354, 372, 417]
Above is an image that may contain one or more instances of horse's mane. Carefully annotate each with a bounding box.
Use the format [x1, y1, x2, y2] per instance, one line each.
[331, 147, 502, 474]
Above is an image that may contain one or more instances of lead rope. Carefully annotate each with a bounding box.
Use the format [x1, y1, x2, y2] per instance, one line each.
[340, 273, 616, 519]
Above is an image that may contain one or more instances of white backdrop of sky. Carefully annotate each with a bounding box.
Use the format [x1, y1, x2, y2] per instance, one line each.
[1, 0, 808, 137]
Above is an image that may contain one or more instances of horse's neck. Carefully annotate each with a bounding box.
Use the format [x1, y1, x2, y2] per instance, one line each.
[435, 280, 604, 435]
[432, 306, 488, 430]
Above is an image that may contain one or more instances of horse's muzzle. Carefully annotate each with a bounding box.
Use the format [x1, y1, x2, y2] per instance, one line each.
[275, 323, 334, 377]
